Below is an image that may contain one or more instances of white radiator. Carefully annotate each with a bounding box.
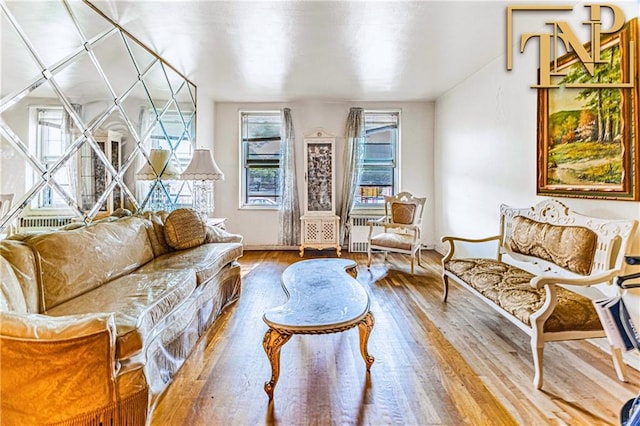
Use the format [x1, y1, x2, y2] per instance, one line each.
[18, 216, 74, 232]
[349, 214, 383, 252]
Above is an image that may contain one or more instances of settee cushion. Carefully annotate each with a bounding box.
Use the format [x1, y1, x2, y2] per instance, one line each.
[25, 217, 154, 311]
[164, 209, 207, 250]
[138, 242, 243, 287]
[46, 269, 197, 361]
[508, 216, 597, 276]
[444, 258, 603, 333]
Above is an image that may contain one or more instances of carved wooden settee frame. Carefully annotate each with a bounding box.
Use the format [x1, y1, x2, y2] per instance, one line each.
[440, 198, 638, 389]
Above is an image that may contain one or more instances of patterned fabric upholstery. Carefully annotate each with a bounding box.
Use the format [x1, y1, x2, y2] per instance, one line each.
[391, 202, 416, 225]
[445, 258, 603, 333]
[509, 216, 597, 276]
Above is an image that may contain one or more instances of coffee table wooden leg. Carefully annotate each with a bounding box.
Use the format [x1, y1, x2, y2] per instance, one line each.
[263, 328, 292, 400]
[357, 312, 375, 371]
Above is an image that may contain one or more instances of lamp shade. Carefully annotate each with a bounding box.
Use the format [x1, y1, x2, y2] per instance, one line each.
[181, 149, 224, 181]
[136, 149, 180, 180]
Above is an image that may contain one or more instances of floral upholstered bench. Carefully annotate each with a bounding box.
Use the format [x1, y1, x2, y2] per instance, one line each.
[440, 199, 638, 389]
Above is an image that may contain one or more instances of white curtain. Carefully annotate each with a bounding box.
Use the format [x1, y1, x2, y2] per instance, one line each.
[338, 107, 364, 245]
[278, 108, 300, 246]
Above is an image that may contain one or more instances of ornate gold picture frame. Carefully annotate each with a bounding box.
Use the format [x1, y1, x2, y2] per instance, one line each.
[537, 18, 639, 200]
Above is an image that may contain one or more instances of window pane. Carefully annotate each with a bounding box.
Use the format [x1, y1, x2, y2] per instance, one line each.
[246, 167, 280, 204]
[247, 139, 281, 162]
[243, 113, 281, 139]
[241, 112, 282, 206]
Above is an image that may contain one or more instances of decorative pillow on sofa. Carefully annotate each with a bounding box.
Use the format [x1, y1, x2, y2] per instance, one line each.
[141, 211, 172, 256]
[508, 215, 597, 276]
[164, 208, 207, 250]
[205, 225, 244, 244]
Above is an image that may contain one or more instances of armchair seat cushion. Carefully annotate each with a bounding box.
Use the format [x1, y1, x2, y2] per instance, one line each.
[46, 269, 197, 361]
[445, 258, 602, 333]
[370, 232, 415, 251]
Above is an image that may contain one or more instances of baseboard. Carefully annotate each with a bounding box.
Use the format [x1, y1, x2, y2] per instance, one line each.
[244, 245, 299, 251]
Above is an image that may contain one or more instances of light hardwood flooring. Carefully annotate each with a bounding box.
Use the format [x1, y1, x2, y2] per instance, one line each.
[151, 250, 640, 425]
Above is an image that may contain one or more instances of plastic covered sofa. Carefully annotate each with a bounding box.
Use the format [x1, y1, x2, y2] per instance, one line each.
[0, 209, 243, 425]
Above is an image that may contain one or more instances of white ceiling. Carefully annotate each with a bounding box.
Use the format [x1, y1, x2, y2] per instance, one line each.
[89, 0, 533, 102]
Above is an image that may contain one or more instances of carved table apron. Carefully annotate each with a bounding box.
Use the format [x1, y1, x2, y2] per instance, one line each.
[262, 258, 375, 400]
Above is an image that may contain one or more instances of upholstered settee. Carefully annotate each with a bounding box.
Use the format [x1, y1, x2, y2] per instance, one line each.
[0, 209, 243, 425]
[441, 199, 638, 389]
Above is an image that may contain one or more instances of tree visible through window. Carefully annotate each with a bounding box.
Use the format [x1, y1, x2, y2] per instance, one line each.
[355, 111, 399, 206]
[241, 112, 282, 206]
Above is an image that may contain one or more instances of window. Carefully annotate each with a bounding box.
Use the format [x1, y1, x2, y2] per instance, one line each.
[31, 107, 74, 210]
[354, 111, 399, 206]
[240, 112, 282, 207]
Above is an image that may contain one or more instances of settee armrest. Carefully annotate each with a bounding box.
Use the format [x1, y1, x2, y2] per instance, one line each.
[530, 269, 620, 290]
[0, 312, 124, 424]
[440, 235, 501, 262]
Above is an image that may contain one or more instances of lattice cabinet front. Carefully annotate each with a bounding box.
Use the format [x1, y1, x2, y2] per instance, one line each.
[300, 215, 340, 257]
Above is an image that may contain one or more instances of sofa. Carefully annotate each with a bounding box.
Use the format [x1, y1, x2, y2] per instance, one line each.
[441, 199, 638, 389]
[0, 209, 243, 425]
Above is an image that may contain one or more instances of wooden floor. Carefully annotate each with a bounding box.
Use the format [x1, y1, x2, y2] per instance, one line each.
[151, 250, 640, 425]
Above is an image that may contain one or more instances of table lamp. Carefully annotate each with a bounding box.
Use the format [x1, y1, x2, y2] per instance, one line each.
[136, 149, 180, 210]
[181, 148, 224, 216]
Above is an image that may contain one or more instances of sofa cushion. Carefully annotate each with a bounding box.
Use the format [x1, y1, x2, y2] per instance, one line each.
[0, 257, 28, 313]
[164, 209, 206, 250]
[137, 242, 243, 287]
[140, 211, 173, 257]
[508, 216, 597, 276]
[46, 269, 196, 361]
[0, 240, 40, 313]
[444, 258, 603, 333]
[25, 217, 154, 311]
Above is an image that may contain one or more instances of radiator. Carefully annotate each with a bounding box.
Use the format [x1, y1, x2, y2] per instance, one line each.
[349, 214, 383, 252]
[18, 216, 74, 232]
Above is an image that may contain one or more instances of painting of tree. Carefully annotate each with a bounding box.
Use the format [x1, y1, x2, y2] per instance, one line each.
[537, 17, 639, 200]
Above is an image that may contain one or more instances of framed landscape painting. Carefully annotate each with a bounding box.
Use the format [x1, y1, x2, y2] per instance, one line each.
[537, 18, 639, 200]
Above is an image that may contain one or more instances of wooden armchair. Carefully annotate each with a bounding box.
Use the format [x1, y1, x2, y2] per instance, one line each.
[366, 192, 426, 274]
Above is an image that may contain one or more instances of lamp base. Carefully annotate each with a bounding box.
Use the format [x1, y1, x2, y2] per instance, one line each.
[192, 180, 214, 216]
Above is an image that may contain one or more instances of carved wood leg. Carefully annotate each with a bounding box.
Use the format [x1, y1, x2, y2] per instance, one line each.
[610, 346, 627, 382]
[417, 247, 422, 266]
[442, 275, 449, 302]
[357, 312, 375, 372]
[531, 337, 544, 389]
[299, 246, 304, 257]
[263, 328, 292, 400]
[367, 248, 372, 269]
[336, 245, 341, 257]
[410, 255, 415, 275]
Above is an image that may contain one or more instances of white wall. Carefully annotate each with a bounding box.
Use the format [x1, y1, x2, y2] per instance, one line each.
[434, 9, 640, 313]
[212, 100, 434, 248]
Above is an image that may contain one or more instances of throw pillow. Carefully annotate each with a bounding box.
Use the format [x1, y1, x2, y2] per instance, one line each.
[164, 208, 207, 250]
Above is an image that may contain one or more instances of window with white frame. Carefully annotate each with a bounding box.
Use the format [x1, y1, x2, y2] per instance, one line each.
[31, 107, 74, 210]
[354, 111, 400, 206]
[240, 111, 282, 207]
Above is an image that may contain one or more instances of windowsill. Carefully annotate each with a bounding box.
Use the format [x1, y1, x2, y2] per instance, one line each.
[351, 206, 385, 216]
[239, 205, 280, 211]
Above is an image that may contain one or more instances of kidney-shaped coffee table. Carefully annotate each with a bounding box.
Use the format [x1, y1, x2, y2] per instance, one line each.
[262, 258, 375, 400]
